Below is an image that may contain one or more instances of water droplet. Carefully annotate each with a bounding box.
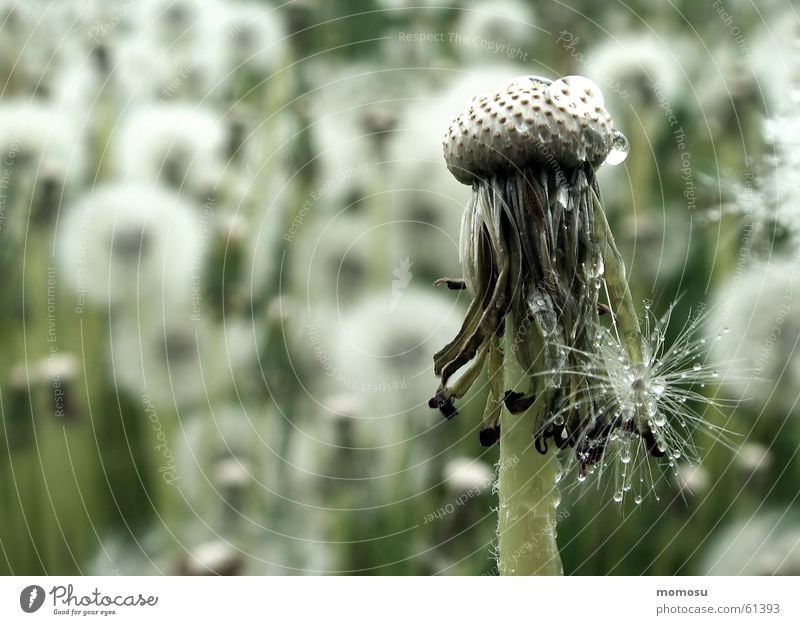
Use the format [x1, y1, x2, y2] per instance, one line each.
[577, 473, 587, 483]
[620, 447, 632, 464]
[693, 363, 702, 372]
[561, 427, 568, 439]
[634, 495, 643, 505]
[613, 490, 623, 503]
[621, 406, 634, 422]
[712, 370, 718, 378]
[653, 413, 667, 427]
[604, 131, 629, 166]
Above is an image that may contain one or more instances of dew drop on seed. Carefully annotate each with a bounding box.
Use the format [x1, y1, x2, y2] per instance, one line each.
[594, 256, 604, 277]
[650, 380, 666, 396]
[604, 131, 629, 166]
[613, 490, 623, 503]
[653, 412, 667, 427]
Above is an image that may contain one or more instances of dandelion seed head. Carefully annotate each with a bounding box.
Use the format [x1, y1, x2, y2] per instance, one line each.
[549, 303, 727, 502]
[443, 75, 617, 184]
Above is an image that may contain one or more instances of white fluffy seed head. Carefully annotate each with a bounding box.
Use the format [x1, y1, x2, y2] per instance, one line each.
[443, 457, 494, 495]
[443, 75, 617, 184]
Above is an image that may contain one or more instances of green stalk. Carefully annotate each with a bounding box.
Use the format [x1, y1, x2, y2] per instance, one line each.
[497, 314, 562, 576]
[593, 191, 644, 365]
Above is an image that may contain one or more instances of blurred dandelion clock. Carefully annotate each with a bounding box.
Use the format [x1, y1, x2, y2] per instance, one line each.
[174, 404, 275, 521]
[442, 457, 494, 496]
[750, 10, 800, 114]
[702, 511, 800, 575]
[0, 101, 85, 185]
[329, 287, 464, 420]
[132, 0, 221, 50]
[221, 1, 289, 84]
[292, 214, 373, 308]
[57, 184, 204, 309]
[588, 33, 688, 110]
[109, 310, 254, 411]
[115, 104, 227, 197]
[93, 525, 245, 576]
[452, 2, 536, 65]
[616, 203, 691, 285]
[303, 63, 420, 209]
[710, 259, 800, 417]
[757, 112, 800, 239]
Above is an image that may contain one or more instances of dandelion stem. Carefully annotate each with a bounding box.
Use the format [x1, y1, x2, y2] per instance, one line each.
[593, 190, 644, 365]
[497, 314, 563, 576]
